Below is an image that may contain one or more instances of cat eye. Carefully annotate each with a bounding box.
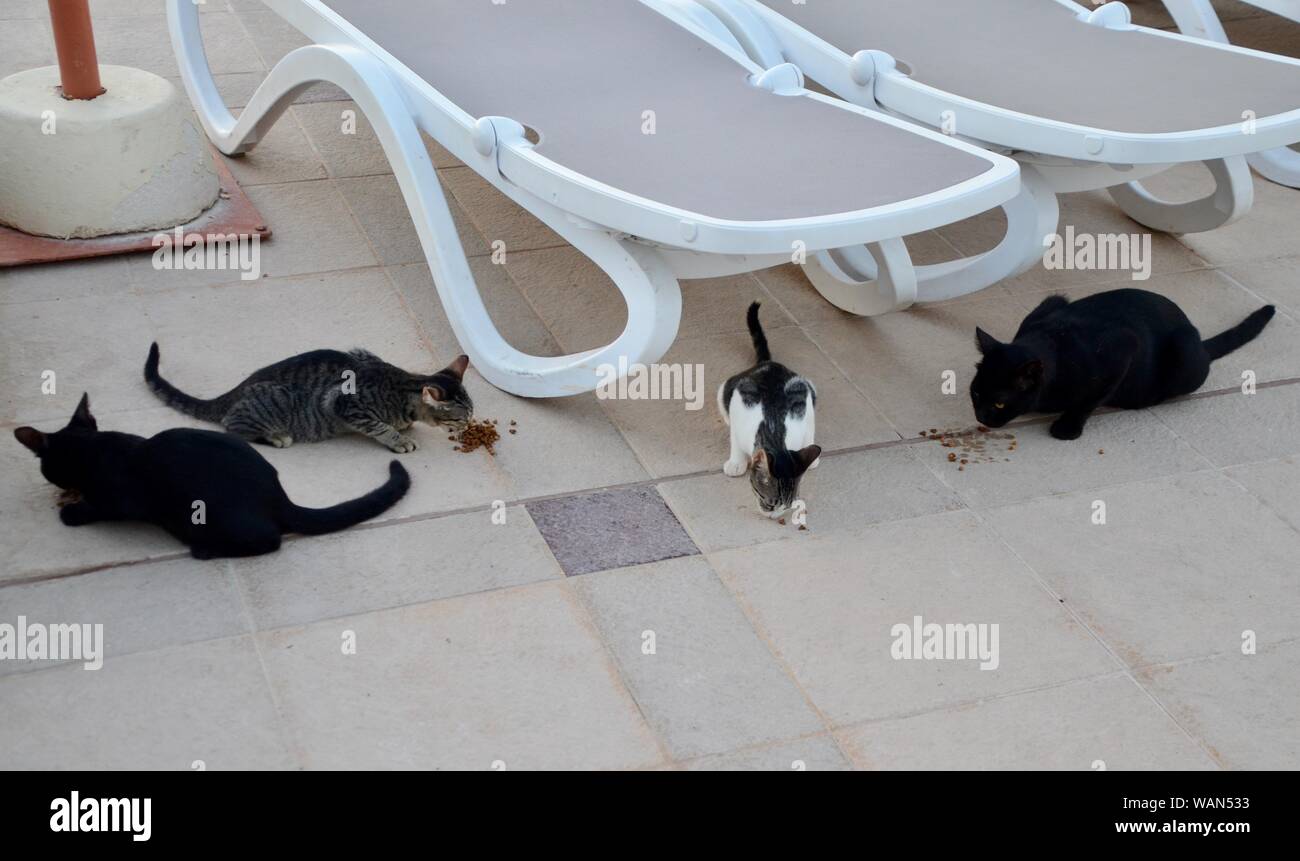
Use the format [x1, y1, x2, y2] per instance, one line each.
[994, 402, 1006, 409]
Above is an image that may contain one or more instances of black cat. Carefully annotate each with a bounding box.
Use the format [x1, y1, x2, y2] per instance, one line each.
[14, 394, 410, 559]
[971, 289, 1275, 440]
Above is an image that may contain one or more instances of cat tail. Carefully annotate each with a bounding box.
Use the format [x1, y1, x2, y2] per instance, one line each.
[281, 461, 411, 536]
[1203, 305, 1276, 361]
[747, 301, 772, 363]
[144, 343, 238, 422]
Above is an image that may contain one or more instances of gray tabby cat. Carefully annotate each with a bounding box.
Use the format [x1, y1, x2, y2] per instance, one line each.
[144, 343, 473, 453]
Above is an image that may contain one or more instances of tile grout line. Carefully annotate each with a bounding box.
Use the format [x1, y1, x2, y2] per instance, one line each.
[8, 374, 1300, 588]
[226, 558, 310, 770]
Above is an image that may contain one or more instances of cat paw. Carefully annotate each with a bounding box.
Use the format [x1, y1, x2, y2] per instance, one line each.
[723, 459, 748, 477]
[59, 503, 96, 526]
[389, 437, 418, 454]
[268, 434, 294, 448]
[1049, 418, 1084, 441]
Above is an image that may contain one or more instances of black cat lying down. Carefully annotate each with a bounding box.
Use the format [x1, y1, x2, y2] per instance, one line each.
[972, 288, 1275, 440]
[13, 395, 410, 559]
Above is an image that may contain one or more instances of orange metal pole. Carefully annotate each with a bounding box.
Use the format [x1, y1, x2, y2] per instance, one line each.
[48, 0, 104, 100]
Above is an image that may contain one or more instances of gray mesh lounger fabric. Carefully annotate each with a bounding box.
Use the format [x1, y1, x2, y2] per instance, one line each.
[320, 0, 995, 223]
[757, 0, 1300, 135]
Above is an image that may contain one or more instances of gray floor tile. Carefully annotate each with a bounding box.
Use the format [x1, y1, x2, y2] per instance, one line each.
[1154, 383, 1300, 467]
[1138, 641, 1300, 769]
[527, 487, 698, 577]
[683, 734, 852, 771]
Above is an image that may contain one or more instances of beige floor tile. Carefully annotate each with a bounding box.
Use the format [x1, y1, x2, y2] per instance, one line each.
[682, 734, 852, 771]
[260, 582, 663, 769]
[440, 167, 566, 253]
[336, 174, 489, 265]
[598, 326, 898, 478]
[985, 471, 1300, 667]
[0, 292, 160, 424]
[0, 20, 52, 78]
[1153, 382, 1300, 466]
[912, 408, 1210, 509]
[386, 259, 560, 359]
[292, 100, 392, 179]
[1137, 641, 1300, 769]
[710, 510, 1114, 725]
[1177, 174, 1300, 263]
[1220, 255, 1300, 318]
[127, 180, 377, 290]
[140, 268, 429, 391]
[0, 558, 245, 675]
[837, 675, 1215, 770]
[0, 256, 134, 305]
[571, 556, 823, 759]
[660, 444, 964, 553]
[1225, 454, 1300, 532]
[0, 636, 292, 769]
[220, 120, 326, 187]
[90, 12, 263, 79]
[804, 293, 1033, 434]
[234, 506, 562, 631]
[233, 8, 310, 68]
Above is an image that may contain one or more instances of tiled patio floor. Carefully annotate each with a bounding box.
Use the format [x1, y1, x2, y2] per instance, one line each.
[2, 0, 1299, 769]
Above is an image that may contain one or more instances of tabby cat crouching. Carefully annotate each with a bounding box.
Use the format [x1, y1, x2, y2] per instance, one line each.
[971, 288, 1275, 440]
[718, 302, 821, 518]
[144, 343, 472, 453]
[14, 395, 410, 559]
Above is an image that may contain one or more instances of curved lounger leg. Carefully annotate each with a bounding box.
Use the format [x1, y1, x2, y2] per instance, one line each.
[1163, 0, 1300, 189]
[802, 238, 918, 316]
[1108, 156, 1253, 234]
[800, 164, 1058, 313]
[166, 1, 680, 398]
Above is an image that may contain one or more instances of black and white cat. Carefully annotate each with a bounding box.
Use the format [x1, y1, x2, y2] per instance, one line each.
[718, 302, 821, 518]
[145, 343, 472, 453]
[971, 288, 1275, 439]
[14, 394, 410, 559]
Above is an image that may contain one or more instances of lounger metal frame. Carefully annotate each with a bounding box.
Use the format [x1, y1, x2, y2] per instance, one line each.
[695, 0, 1300, 302]
[1163, 0, 1300, 187]
[166, 0, 1018, 396]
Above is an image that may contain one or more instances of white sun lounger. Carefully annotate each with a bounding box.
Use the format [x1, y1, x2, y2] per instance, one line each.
[692, 0, 1300, 300]
[166, 0, 1019, 396]
[1164, 0, 1300, 187]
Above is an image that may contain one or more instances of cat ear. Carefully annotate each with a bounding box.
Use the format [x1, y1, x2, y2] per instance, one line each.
[1015, 359, 1045, 390]
[421, 385, 446, 406]
[974, 327, 1001, 355]
[13, 427, 47, 455]
[751, 447, 770, 475]
[69, 393, 97, 430]
[795, 445, 822, 474]
[443, 354, 470, 381]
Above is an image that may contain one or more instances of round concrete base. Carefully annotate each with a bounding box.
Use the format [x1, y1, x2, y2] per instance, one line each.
[0, 65, 220, 239]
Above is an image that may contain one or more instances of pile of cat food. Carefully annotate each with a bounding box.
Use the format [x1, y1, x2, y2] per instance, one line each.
[450, 418, 512, 455]
[920, 426, 1017, 471]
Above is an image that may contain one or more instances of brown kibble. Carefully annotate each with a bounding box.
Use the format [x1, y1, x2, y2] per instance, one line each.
[1098, 449, 1105, 455]
[509, 429, 517, 435]
[798, 525, 808, 532]
[958, 466, 965, 471]
[778, 518, 786, 526]
[947, 452, 957, 462]
[960, 459, 968, 465]
[510, 420, 517, 426]
[454, 419, 502, 455]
